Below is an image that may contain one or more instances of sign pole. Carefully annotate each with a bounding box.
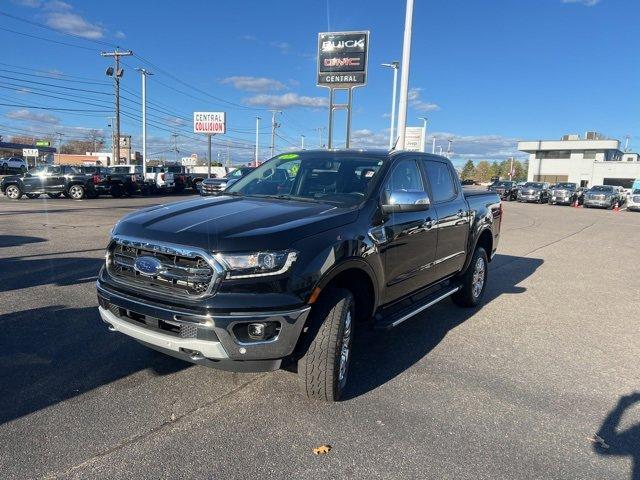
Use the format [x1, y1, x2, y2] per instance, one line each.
[327, 90, 334, 149]
[346, 88, 353, 148]
[207, 134, 212, 179]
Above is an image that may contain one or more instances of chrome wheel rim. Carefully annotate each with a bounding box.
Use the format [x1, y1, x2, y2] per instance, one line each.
[69, 186, 82, 199]
[338, 310, 352, 385]
[6, 186, 19, 199]
[472, 257, 486, 298]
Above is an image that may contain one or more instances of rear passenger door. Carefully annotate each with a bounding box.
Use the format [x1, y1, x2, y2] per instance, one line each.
[421, 158, 470, 279]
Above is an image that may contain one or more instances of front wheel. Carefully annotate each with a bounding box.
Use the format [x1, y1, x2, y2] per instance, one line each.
[68, 184, 85, 200]
[5, 184, 23, 199]
[452, 247, 488, 308]
[297, 288, 354, 402]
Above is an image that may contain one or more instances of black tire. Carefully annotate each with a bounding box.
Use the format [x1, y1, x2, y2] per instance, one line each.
[298, 288, 354, 402]
[452, 247, 488, 308]
[25, 193, 40, 199]
[4, 184, 22, 200]
[47, 192, 62, 199]
[68, 184, 85, 200]
[111, 184, 124, 198]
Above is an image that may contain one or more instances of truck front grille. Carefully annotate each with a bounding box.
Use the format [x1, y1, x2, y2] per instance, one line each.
[106, 236, 222, 299]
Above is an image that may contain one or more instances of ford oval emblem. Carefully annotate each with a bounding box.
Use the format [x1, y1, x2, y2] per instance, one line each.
[133, 256, 163, 276]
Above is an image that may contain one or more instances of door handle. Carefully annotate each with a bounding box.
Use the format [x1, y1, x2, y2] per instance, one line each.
[456, 209, 465, 218]
[422, 217, 433, 229]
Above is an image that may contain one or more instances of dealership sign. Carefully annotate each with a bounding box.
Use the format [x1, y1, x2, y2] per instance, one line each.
[22, 148, 38, 157]
[404, 127, 425, 152]
[193, 112, 226, 134]
[317, 31, 369, 87]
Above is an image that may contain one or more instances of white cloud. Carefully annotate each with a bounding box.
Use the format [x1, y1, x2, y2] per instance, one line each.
[408, 87, 440, 112]
[43, 0, 72, 10]
[45, 11, 104, 39]
[240, 34, 258, 41]
[220, 76, 286, 92]
[11, 0, 42, 7]
[562, 0, 600, 5]
[243, 93, 327, 109]
[6, 109, 60, 124]
[114, 30, 126, 39]
[270, 41, 290, 53]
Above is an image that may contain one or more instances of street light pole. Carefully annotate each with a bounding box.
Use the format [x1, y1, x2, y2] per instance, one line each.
[101, 49, 133, 166]
[418, 117, 428, 153]
[301, 135, 305, 150]
[254, 116, 260, 167]
[396, 0, 415, 150]
[136, 68, 152, 176]
[269, 110, 281, 158]
[382, 61, 400, 149]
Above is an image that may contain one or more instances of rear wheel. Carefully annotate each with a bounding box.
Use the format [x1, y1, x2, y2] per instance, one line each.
[68, 184, 85, 200]
[5, 184, 22, 199]
[452, 247, 488, 308]
[298, 288, 354, 402]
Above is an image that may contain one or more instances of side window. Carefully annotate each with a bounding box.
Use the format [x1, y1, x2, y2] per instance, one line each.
[49, 166, 62, 175]
[423, 160, 456, 202]
[385, 159, 424, 195]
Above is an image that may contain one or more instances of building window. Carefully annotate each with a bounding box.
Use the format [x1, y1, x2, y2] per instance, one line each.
[583, 151, 597, 160]
[535, 150, 572, 159]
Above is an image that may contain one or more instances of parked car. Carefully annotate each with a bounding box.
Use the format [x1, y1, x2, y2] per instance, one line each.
[583, 185, 618, 209]
[626, 189, 640, 212]
[97, 150, 502, 401]
[164, 165, 204, 193]
[200, 166, 255, 196]
[107, 165, 147, 196]
[548, 182, 578, 205]
[517, 182, 550, 203]
[0, 164, 96, 200]
[145, 166, 175, 192]
[613, 186, 627, 206]
[461, 179, 479, 186]
[487, 180, 518, 201]
[1, 157, 28, 174]
[75, 165, 143, 198]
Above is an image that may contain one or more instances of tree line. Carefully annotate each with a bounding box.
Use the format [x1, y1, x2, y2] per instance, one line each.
[460, 159, 528, 182]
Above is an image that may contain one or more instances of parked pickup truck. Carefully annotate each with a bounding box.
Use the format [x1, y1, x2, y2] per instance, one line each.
[97, 150, 502, 401]
[200, 166, 254, 196]
[165, 165, 204, 193]
[76, 165, 142, 198]
[1, 164, 97, 200]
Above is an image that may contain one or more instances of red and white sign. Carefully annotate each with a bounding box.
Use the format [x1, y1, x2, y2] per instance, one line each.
[193, 112, 226, 134]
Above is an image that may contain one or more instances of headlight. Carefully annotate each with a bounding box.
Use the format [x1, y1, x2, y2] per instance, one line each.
[220, 182, 228, 189]
[215, 251, 297, 279]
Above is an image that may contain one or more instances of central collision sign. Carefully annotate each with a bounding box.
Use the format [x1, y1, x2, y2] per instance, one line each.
[193, 112, 226, 134]
[317, 31, 369, 87]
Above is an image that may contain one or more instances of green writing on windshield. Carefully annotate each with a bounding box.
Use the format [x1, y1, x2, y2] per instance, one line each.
[278, 153, 299, 160]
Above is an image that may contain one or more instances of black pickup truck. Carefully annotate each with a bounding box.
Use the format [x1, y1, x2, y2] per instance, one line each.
[97, 150, 502, 401]
[1, 164, 97, 200]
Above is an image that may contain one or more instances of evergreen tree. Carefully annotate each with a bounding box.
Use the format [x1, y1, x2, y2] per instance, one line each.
[475, 161, 491, 182]
[461, 160, 476, 180]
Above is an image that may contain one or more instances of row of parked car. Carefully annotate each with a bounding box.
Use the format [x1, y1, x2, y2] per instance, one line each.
[0, 163, 210, 200]
[487, 180, 640, 211]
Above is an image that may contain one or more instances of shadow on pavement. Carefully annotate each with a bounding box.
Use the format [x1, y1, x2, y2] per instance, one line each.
[594, 392, 640, 480]
[0, 256, 104, 292]
[343, 253, 543, 400]
[0, 305, 188, 425]
[0, 235, 47, 248]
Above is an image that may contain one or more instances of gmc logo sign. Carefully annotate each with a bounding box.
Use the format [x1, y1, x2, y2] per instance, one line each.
[323, 57, 361, 67]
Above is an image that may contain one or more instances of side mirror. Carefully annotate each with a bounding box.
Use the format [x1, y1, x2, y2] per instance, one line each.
[381, 190, 431, 214]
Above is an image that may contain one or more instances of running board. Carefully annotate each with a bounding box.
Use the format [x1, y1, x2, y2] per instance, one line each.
[374, 286, 460, 330]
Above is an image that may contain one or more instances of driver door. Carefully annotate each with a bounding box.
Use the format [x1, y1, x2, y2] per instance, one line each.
[379, 158, 439, 304]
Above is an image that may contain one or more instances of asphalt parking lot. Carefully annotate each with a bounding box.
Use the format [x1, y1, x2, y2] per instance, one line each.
[0, 194, 638, 480]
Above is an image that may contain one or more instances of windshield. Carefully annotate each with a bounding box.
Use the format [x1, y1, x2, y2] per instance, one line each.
[226, 152, 385, 206]
[633, 189, 640, 195]
[229, 168, 252, 179]
[590, 186, 613, 192]
[523, 182, 544, 188]
[492, 181, 513, 187]
[555, 183, 576, 189]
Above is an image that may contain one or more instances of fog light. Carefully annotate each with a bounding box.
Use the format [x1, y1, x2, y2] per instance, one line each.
[248, 322, 266, 340]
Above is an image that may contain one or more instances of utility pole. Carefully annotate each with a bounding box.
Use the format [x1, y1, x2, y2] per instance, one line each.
[396, 0, 414, 150]
[55, 131, 64, 160]
[269, 110, 281, 158]
[438, 145, 443, 156]
[226, 139, 230, 166]
[101, 49, 133, 166]
[207, 134, 212, 178]
[418, 117, 428, 153]
[137, 68, 152, 174]
[171, 133, 179, 163]
[254, 116, 260, 167]
[382, 61, 400, 149]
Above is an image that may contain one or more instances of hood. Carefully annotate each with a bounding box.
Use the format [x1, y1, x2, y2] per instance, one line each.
[202, 177, 228, 185]
[1, 174, 25, 183]
[113, 195, 359, 252]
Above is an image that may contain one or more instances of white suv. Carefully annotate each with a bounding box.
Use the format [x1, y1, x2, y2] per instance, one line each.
[1, 157, 27, 173]
[627, 189, 640, 212]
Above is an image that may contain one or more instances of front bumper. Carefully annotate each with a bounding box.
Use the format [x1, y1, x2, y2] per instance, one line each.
[549, 194, 573, 204]
[584, 199, 611, 208]
[517, 194, 541, 202]
[96, 280, 311, 371]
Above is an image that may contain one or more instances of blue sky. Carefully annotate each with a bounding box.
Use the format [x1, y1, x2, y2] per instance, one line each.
[1, 0, 638, 166]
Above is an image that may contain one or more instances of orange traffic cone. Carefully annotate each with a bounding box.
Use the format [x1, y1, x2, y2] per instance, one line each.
[613, 201, 620, 212]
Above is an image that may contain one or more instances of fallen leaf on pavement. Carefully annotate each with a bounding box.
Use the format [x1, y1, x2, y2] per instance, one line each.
[313, 444, 332, 455]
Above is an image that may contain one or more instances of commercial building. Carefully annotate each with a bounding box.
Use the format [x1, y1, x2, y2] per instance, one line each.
[518, 132, 640, 188]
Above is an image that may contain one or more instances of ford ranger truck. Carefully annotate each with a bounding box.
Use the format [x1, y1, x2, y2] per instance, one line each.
[97, 150, 502, 401]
